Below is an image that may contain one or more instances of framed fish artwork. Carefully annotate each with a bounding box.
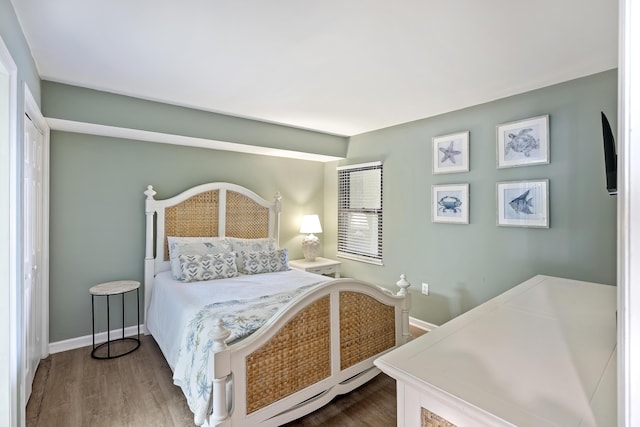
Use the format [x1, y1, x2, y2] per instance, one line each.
[497, 179, 549, 228]
[432, 131, 469, 174]
[432, 183, 469, 224]
[496, 115, 549, 168]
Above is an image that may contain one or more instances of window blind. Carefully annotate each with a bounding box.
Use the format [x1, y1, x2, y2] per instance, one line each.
[337, 162, 383, 265]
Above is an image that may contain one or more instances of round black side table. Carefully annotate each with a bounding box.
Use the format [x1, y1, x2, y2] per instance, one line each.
[90, 280, 141, 359]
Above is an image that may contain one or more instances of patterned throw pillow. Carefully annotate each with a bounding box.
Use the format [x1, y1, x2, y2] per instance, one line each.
[228, 237, 277, 253]
[237, 249, 289, 275]
[178, 252, 238, 282]
[168, 237, 233, 280]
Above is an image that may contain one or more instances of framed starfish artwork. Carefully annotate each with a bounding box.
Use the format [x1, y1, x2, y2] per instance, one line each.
[497, 115, 549, 168]
[497, 179, 549, 228]
[432, 131, 469, 174]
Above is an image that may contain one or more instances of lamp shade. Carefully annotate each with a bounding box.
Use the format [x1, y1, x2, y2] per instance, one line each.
[300, 214, 322, 234]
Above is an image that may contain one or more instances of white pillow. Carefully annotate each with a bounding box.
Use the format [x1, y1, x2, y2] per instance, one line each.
[227, 237, 277, 253]
[167, 237, 232, 280]
[237, 249, 289, 275]
[179, 252, 238, 282]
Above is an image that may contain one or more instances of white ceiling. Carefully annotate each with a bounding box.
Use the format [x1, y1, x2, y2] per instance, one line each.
[12, 0, 618, 136]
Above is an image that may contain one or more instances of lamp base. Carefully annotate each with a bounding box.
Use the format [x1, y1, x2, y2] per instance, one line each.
[302, 234, 320, 261]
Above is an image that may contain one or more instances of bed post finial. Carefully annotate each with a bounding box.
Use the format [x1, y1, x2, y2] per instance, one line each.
[396, 274, 412, 343]
[396, 274, 410, 296]
[145, 185, 156, 201]
[210, 318, 231, 350]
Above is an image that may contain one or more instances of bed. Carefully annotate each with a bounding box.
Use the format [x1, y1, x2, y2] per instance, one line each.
[143, 182, 411, 427]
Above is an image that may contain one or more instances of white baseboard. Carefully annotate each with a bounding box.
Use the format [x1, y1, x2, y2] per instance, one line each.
[49, 324, 145, 355]
[409, 316, 438, 332]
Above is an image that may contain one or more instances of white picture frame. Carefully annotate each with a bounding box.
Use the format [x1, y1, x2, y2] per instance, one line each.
[432, 131, 469, 174]
[432, 183, 469, 224]
[497, 179, 549, 228]
[496, 115, 549, 168]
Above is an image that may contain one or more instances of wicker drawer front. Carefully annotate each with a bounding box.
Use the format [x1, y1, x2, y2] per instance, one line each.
[421, 408, 457, 427]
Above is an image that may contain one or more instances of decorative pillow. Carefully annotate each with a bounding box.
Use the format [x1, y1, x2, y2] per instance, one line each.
[227, 237, 277, 253]
[168, 237, 232, 280]
[237, 249, 289, 275]
[178, 252, 238, 282]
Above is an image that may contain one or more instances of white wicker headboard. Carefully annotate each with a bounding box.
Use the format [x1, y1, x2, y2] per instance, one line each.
[143, 182, 282, 326]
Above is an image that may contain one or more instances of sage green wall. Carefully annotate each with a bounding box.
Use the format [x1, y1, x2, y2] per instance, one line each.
[42, 81, 340, 342]
[42, 81, 348, 158]
[49, 132, 325, 342]
[43, 66, 617, 338]
[324, 70, 618, 326]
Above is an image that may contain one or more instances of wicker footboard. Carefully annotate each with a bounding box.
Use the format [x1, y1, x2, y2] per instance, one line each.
[207, 278, 411, 427]
[244, 291, 397, 414]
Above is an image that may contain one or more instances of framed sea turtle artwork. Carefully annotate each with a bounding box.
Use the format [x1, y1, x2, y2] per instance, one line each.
[432, 131, 469, 174]
[431, 183, 469, 224]
[496, 115, 549, 168]
[497, 179, 549, 228]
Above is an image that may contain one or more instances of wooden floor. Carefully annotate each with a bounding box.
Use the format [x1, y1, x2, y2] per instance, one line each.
[27, 327, 426, 427]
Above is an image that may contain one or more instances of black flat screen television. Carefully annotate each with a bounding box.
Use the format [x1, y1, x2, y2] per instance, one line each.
[601, 112, 617, 195]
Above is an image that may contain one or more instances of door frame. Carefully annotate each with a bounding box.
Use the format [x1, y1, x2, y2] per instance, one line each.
[21, 83, 50, 408]
[618, 0, 639, 424]
[23, 82, 50, 361]
[0, 35, 19, 427]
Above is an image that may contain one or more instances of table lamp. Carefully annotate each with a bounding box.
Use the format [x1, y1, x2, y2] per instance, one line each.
[300, 214, 322, 261]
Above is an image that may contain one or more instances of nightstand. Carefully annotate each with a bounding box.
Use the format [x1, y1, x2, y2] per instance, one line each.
[289, 257, 341, 278]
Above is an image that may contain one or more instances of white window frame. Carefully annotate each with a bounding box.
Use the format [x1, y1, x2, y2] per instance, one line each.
[337, 161, 383, 265]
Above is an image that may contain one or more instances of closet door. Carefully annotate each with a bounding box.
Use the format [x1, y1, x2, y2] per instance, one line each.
[23, 112, 44, 401]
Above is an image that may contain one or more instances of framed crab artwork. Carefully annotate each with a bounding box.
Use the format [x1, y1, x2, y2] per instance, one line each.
[431, 183, 469, 224]
[432, 131, 469, 174]
[496, 115, 549, 168]
[497, 179, 549, 228]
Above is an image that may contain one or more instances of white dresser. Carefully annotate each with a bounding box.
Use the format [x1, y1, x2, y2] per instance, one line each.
[375, 275, 617, 427]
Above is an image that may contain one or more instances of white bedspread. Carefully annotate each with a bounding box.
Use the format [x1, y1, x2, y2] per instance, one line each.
[146, 269, 330, 370]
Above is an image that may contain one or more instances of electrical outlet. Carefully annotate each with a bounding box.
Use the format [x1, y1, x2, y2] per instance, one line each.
[421, 282, 429, 295]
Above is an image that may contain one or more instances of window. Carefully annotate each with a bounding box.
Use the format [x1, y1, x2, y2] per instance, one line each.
[337, 162, 383, 265]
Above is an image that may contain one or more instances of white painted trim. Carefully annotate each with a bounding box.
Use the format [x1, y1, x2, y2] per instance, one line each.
[409, 316, 438, 332]
[618, 0, 639, 425]
[49, 324, 145, 355]
[23, 83, 50, 361]
[45, 118, 344, 163]
[1, 35, 19, 427]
